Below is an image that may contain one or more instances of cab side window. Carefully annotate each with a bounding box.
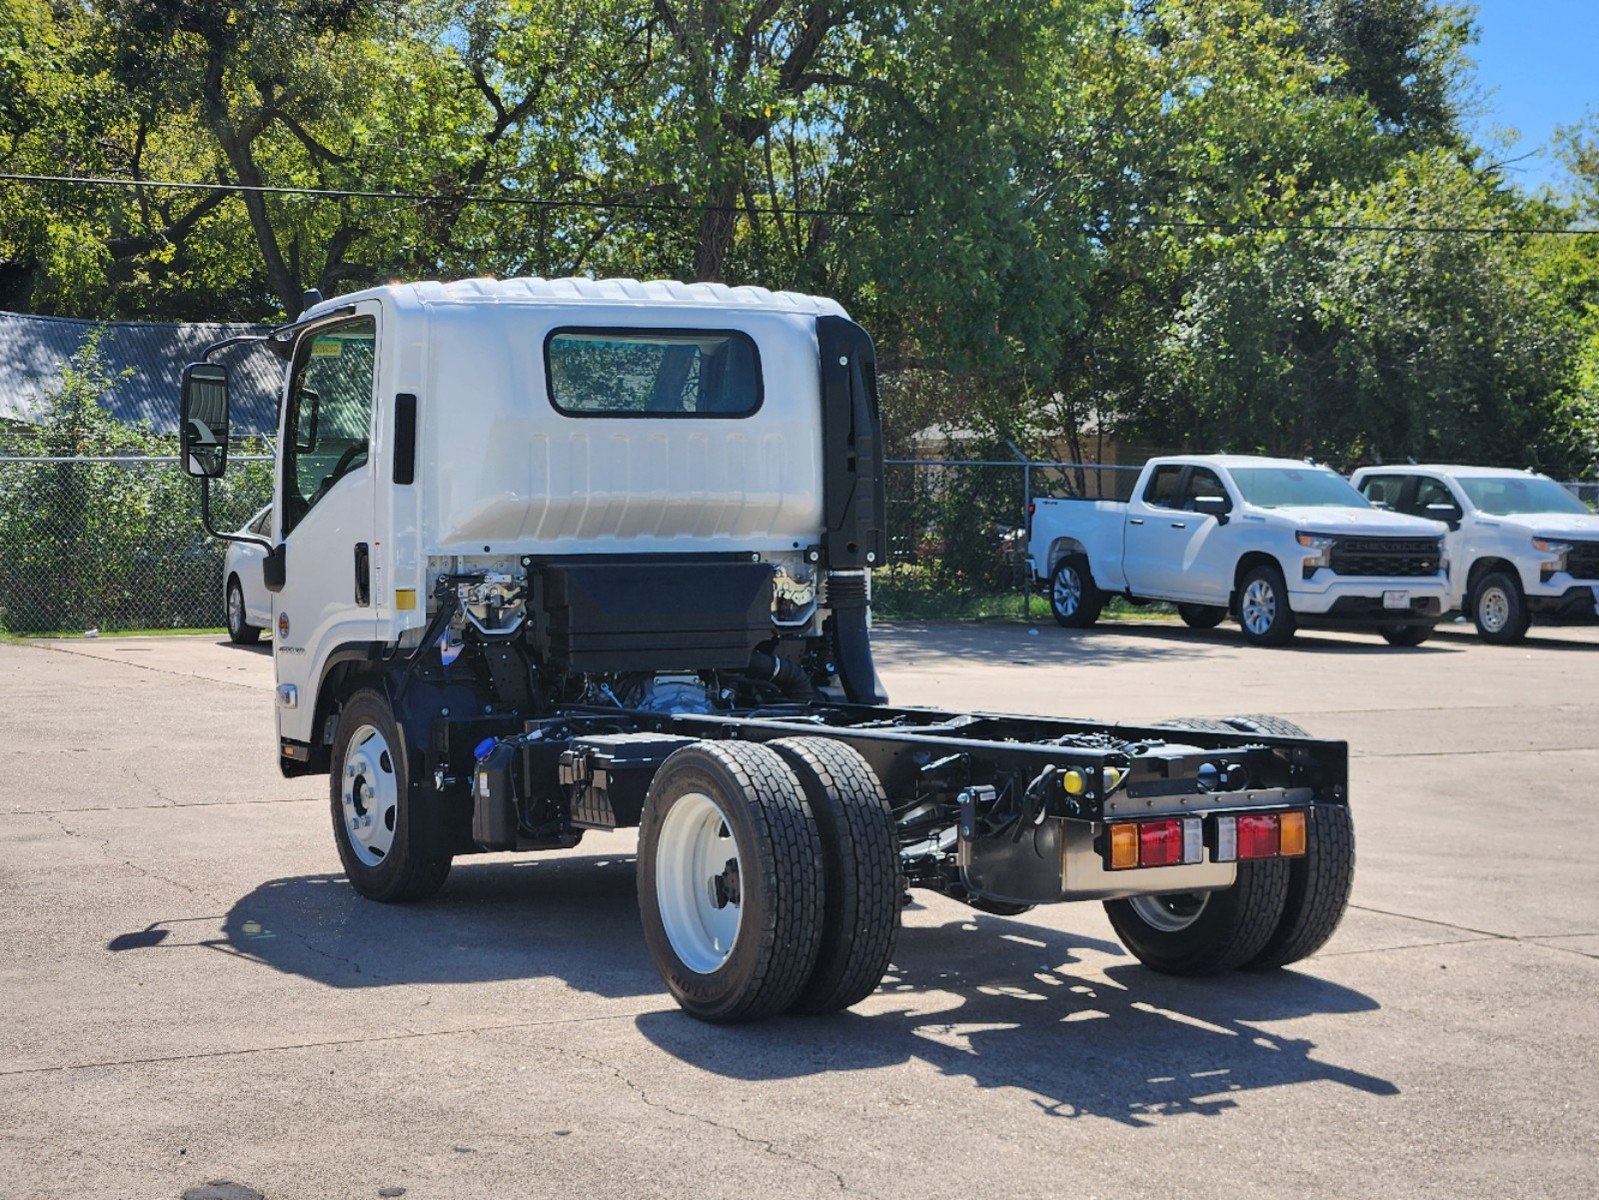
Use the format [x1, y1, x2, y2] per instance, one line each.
[1359, 474, 1407, 510]
[281, 318, 377, 536]
[1143, 465, 1184, 509]
[1182, 467, 1230, 512]
[1410, 477, 1457, 517]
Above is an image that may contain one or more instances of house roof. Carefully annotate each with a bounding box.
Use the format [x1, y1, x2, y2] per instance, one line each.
[0, 311, 282, 437]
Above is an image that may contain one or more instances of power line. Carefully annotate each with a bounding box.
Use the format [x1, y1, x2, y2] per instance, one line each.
[0, 172, 903, 220]
[1, 171, 1594, 236]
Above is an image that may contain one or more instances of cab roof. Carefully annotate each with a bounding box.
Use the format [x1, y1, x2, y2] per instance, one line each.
[1163, 454, 1329, 471]
[303, 276, 851, 321]
[1354, 464, 1545, 479]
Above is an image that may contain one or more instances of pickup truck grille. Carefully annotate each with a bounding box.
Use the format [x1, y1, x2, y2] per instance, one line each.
[1566, 540, 1599, 581]
[1329, 536, 1442, 578]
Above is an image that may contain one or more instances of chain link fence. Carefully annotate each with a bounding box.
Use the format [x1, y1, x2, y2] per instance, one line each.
[1, 454, 1594, 633]
[0, 455, 273, 634]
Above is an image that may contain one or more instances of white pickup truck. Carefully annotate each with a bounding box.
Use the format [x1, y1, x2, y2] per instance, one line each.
[1351, 465, 1599, 643]
[1027, 454, 1449, 646]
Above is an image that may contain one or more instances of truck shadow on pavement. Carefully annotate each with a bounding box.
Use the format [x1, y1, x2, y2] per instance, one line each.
[639, 914, 1398, 1126]
[121, 856, 1396, 1126]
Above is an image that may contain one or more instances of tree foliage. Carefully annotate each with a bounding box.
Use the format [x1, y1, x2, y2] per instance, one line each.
[0, 0, 1595, 471]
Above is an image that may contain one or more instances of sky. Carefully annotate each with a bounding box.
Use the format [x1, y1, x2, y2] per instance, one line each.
[1466, 0, 1599, 190]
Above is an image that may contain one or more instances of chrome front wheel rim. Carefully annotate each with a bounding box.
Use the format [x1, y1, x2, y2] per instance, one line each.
[1479, 586, 1510, 633]
[227, 584, 244, 633]
[1241, 579, 1277, 635]
[1129, 892, 1209, 933]
[655, 791, 743, 974]
[1052, 567, 1082, 616]
[341, 723, 399, 866]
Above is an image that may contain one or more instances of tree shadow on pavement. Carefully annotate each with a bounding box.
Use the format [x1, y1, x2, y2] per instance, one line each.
[636, 911, 1397, 1127]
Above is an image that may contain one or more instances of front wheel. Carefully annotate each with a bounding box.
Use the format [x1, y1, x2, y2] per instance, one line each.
[1236, 564, 1297, 646]
[330, 689, 452, 902]
[1470, 570, 1530, 644]
[1049, 554, 1103, 628]
[1177, 603, 1227, 630]
[1380, 624, 1431, 646]
[225, 576, 261, 644]
[638, 741, 825, 1023]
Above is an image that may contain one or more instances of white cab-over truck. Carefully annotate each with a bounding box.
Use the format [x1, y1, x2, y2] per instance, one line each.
[180, 279, 1355, 1022]
[1027, 454, 1449, 646]
[1351, 465, 1599, 643]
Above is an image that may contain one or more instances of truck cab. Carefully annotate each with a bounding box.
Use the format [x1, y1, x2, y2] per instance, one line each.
[1352, 465, 1599, 643]
[1027, 454, 1449, 646]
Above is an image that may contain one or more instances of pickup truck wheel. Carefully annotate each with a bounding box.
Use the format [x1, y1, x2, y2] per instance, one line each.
[769, 738, 899, 1014]
[1236, 565, 1296, 646]
[1177, 603, 1227, 630]
[1049, 555, 1103, 628]
[225, 576, 261, 644]
[1470, 570, 1530, 644]
[330, 689, 452, 902]
[1105, 859, 1290, 974]
[1380, 624, 1431, 646]
[638, 742, 825, 1023]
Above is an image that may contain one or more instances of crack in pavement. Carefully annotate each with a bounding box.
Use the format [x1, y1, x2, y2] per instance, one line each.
[0, 1011, 651, 1078]
[541, 1043, 875, 1199]
[42, 811, 210, 902]
[1348, 905, 1599, 961]
[19, 639, 265, 692]
[5, 796, 319, 817]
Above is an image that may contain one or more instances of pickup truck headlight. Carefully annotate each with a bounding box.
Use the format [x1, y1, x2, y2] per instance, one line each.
[1296, 532, 1336, 577]
[1533, 537, 1572, 579]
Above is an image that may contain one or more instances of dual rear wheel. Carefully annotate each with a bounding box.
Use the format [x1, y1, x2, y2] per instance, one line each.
[637, 739, 900, 1022]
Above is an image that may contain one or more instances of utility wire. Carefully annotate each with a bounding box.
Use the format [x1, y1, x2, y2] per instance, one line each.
[0, 171, 904, 220]
[1, 171, 1595, 236]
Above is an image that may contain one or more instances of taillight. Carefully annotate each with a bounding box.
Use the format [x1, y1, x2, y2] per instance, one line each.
[1108, 811, 1309, 869]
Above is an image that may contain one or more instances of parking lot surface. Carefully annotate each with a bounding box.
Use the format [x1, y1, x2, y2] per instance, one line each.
[2, 620, 1596, 1199]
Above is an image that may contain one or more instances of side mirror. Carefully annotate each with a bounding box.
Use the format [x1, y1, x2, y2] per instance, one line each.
[1192, 495, 1231, 523]
[180, 362, 231, 477]
[1424, 502, 1463, 530]
[262, 543, 286, 593]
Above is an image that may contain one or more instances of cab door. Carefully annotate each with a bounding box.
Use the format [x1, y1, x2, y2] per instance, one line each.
[273, 309, 382, 745]
[1124, 464, 1194, 598]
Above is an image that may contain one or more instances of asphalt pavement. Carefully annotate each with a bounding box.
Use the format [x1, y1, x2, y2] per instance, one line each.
[1, 619, 1595, 1199]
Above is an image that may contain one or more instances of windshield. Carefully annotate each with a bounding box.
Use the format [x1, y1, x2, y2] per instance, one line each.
[1229, 467, 1369, 509]
[1457, 476, 1589, 517]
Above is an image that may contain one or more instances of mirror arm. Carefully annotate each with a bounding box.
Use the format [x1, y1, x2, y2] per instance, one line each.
[198, 475, 272, 550]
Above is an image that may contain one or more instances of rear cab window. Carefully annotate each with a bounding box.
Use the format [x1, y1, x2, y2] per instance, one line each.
[1358, 474, 1410, 510]
[1143, 465, 1185, 509]
[544, 328, 762, 417]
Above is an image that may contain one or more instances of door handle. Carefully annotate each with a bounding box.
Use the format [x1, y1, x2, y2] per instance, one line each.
[354, 542, 370, 606]
[1129, 518, 1145, 526]
[1170, 522, 1187, 529]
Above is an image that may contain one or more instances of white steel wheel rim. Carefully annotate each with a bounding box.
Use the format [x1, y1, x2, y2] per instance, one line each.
[1479, 586, 1510, 633]
[227, 584, 244, 632]
[1241, 579, 1277, 635]
[655, 791, 744, 975]
[341, 724, 399, 866]
[1129, 892, 1209, 933]
[1053, 566, 1082, 616]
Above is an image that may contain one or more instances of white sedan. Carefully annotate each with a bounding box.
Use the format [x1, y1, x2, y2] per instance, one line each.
[223, 505, 273, 644]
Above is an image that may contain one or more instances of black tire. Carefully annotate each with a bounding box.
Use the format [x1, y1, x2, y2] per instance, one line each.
[1469, 569, 1531, 644]
[1048, 554, 1103, 628]
[1248, 803, 1356, 969]
[1140, 715, 1356, 969]
[769, 738, 899, 1014]
[1177, 603, 1227, 630]
[1235, 563, 1297, 646]
[637, 741, 825, 1023]
[329, 689, 452, 902]
[1380, 624, 1432, 646]
[1104, 859, 1291, 974]
[225, 576, 261, 644]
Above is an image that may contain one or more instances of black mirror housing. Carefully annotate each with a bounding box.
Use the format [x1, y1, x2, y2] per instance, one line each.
[1192, 495, 1231, 523]
[263, 543, 287, 593]
[180, 362, 231, 477]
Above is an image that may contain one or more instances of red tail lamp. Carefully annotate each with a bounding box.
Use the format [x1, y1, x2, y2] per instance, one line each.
[1236, 814, 1281, 859]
